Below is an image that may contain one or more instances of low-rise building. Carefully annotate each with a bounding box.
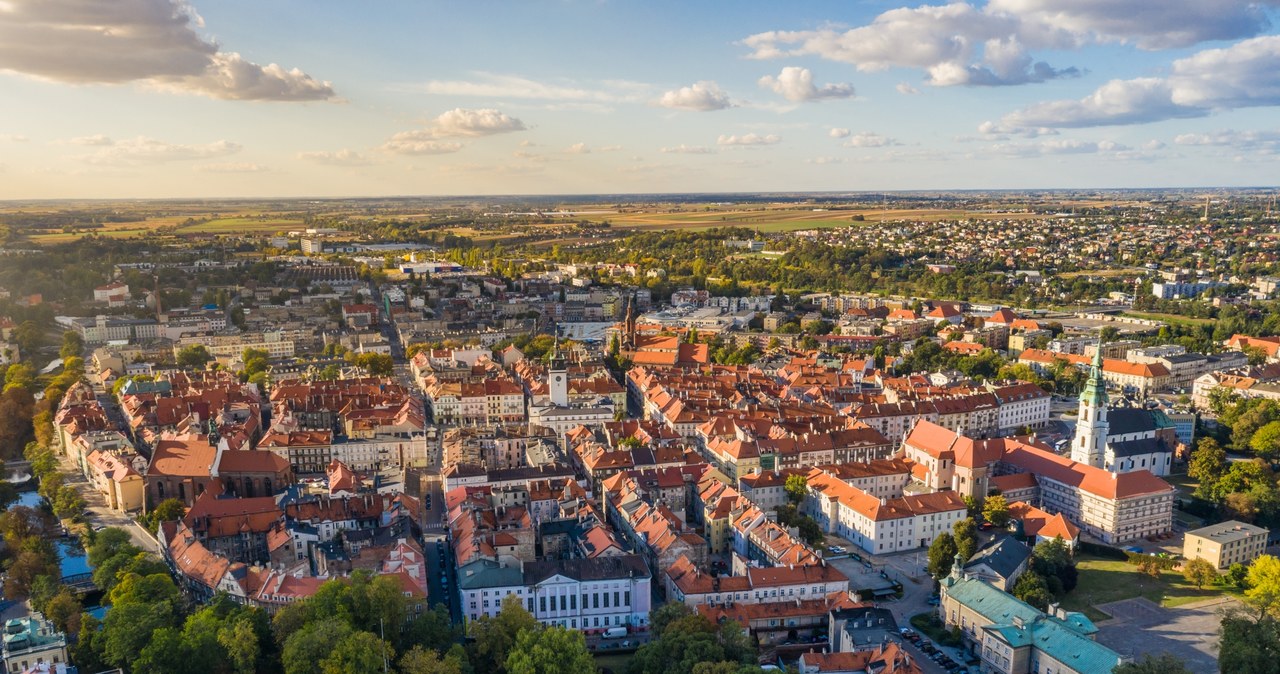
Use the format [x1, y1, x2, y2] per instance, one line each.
[1, 615, 69, 674]
[456, 555, 652, 634]
[1183, 520, 1269, 570]
[940, 566, 1121, 674]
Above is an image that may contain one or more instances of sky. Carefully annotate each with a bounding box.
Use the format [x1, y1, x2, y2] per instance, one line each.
[1, 0, 1279, 199]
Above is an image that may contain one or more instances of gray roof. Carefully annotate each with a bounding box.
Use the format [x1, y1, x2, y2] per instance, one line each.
[964, 537, 1031, 579]
[524, 554, 649, 585]
[457, 554, 649, 590]
[1187, 520, 1269, 544]
[1108, 437, 1172, 458]
[1107, 407, 1165, 436]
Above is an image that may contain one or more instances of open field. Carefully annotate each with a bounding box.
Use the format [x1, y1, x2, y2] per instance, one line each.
[1057, 268, 1145, 279]
[593, 206, 1050, 233]
[26, 227, 160, 244]
[1122, 311, 1216, 327]
[176, 217, 303, 234]
[1058, 554, 1231, 622]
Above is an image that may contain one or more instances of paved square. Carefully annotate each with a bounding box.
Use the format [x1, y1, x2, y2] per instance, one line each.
[1093, 597, 1234, 673]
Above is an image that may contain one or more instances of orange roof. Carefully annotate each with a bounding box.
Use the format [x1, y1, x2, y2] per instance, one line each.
[989, 472, 1037, 492]
[1002, 444, 1173, 500]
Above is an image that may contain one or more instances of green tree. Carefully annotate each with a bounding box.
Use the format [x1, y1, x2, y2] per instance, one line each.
[44, 590, 82, 636]
[650, 601, 694, 638]
[1253, 421, 1280, 460]
[320, 631, 393, 674]
[400, 645, 467, 674]
[144, 498, 188, 533]
[927, 532, 959, 580]
[176, 344, 214, 370]
[505, 626, 594, 674]
[1188, 437, 1228, 495]
[983, 494, 1011, 528]
[1183, 558, 1218, 590]
[628, 614, 726, 674]
[1247, 555, 1280, 617]
[962, 494, 980, 518]
[353, 352, 394, 376]
[1031, 537, 1078, 593]
[1227, 563, 1251, 589]
[1012, 571, 1053, 610]
[953, 518, 978, 562]
[1113, 653, 1193, 674]
[784, 474, 808, 505]
[1220, 612, 1280, 674]
[467, 594, 539, 674]
[60, 330, 84, 360]
[283, 618, 353, 674]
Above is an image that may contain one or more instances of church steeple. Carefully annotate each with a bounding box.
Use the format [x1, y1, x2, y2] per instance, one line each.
[548, 325, 568, 407]
[1071, 342, 1110, 468]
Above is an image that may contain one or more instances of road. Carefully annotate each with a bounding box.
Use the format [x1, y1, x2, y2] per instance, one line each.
[824, 536, 984, 673]
[424, 532, 462, 624]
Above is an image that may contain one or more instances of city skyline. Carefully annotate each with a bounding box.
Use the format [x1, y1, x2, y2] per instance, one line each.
[1, 0, 1279, 198]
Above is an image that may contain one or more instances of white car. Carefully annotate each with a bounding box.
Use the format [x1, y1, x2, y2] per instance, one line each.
[829, 545, 846, 554]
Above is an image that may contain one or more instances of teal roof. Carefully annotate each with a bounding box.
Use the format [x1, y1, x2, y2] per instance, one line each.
[1080, 348, 1108, 407]
[944, 577, 1120, 673]
[1149, 409, 1175, 429]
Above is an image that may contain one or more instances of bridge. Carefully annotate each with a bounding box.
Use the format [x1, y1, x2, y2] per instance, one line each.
[4, 459, 33, 484]
[62, 572, 97, 593]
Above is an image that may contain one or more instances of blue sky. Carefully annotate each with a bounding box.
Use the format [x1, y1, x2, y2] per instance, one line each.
[0, 0, 1278, 198]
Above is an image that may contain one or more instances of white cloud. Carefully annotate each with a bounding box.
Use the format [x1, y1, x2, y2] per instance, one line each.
[757, 67, 854, 102]
[806, 156, 845, 165]
[0, 134, 27, 142]
[998, 36, 1280, 128]
[380, 132, 465, 156]
[1176, 130, 1280, 146]
[597, 145, 623, 152]
[660, 145, 715, 154]
[986, 0, 1277, 50]
[0, 0, 336, 101]
[194, 162, 267, 173]
[82, 137, 240, 164]
[717, 133, 781, 146]
[297, 149, 375, 166]
[428, 108, 527, 137]
[413, 72, 648, 103]
[741, 5, 1079, 87]
[380, 108, 524, 154]
[979, 138, 1136, 158]
[740, 0, 1271, 89]
[1175, 129, 1280, 150]
[657, 81, 733, 111]
[565, 143, 590, 154]
[896, 82, 920, 95]
[166, 52, 337, 102]
[829, 128, 851, 139]
[843, 132, 900, 148]
[62, 134, 113, 146]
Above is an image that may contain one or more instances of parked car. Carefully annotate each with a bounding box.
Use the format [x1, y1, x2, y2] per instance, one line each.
[829, 545, 846, 554]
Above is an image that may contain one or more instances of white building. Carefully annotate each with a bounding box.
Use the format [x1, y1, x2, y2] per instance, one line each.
[802, 469, 967, 554]
[456, 555, 652, 633]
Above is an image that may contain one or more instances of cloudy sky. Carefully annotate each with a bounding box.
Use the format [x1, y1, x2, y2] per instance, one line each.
[1, 0, 1279, 198]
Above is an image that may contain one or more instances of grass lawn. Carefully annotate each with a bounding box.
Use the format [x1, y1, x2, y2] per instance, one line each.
[1058, 554, 1231, 621]
[178, 217, 302, 233]
[1122, 311, 1216, 327]
[910, 612, 961, 646]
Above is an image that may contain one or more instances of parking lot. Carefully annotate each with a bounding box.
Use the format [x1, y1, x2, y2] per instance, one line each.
[1094, 597, 1230, 673]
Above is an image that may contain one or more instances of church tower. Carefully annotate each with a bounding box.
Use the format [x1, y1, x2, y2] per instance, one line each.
[548, 328, 568, 407]
[1071, 346, 1110, 468]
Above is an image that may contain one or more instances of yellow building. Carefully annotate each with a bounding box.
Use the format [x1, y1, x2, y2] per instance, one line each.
[85, 449, 146, 512]
[1183, 520, 1269, 570]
